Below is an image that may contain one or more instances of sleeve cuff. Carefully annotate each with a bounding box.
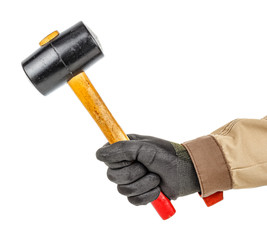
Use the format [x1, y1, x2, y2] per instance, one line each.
[183, 135, 232, 197]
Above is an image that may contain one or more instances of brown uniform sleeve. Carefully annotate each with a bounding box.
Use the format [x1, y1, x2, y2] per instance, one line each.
[183, 117, 267, 197]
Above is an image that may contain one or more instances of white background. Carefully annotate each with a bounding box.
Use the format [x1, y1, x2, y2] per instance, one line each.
[0, 0, 266, 239]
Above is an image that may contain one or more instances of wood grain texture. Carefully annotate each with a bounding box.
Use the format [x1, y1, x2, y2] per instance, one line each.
[68, 72, 129, 144]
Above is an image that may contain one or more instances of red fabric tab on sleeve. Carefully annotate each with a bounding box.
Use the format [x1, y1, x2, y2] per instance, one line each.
[200, 191, 224, 207]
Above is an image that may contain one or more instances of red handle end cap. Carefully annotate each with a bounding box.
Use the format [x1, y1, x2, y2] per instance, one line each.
[151, 192, 176, 220]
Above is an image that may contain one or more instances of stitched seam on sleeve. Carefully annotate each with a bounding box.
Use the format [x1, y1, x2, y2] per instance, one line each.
[217, 120, 235, 135]
[182, 143, 205, 196]
[209, 135, 233, 189]
[231, 161, 267, 170]
[221, 119, 240, 136]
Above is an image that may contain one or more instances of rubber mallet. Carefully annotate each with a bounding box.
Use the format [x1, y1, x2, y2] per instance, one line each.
[22, 22, 176, 220]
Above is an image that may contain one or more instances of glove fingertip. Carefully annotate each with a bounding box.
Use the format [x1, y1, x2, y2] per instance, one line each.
[95, 148, 107, 161]
[127, 134, 143, 140]
[127, 187, 160, 206]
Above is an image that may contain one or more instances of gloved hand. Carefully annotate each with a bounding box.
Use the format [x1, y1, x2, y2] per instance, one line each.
[96, 134, 200, 206]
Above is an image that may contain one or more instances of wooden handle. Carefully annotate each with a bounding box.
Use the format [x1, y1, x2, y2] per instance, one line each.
[68, 72, 128, 144]
[68, 72, 176, 220]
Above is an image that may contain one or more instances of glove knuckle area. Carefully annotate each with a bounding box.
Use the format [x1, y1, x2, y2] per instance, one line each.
[96, 141, 142, 162]
[117, 173, 160, 197]
[96, 146, 109, 161]
[107, 162, 147, 184]
[105, 161, 132, 169]
[127, 186, 160, 206]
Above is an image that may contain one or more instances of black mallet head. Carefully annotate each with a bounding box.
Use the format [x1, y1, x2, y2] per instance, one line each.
[22, 21, 103, 95]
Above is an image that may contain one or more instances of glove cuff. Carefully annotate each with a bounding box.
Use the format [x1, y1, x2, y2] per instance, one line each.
[171, 142, 201, 197]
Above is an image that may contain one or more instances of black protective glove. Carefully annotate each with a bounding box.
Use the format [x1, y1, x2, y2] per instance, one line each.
[96, 134, 200, 206]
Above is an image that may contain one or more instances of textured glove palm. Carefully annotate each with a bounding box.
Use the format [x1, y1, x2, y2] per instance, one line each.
[96, 134, 200, 206]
